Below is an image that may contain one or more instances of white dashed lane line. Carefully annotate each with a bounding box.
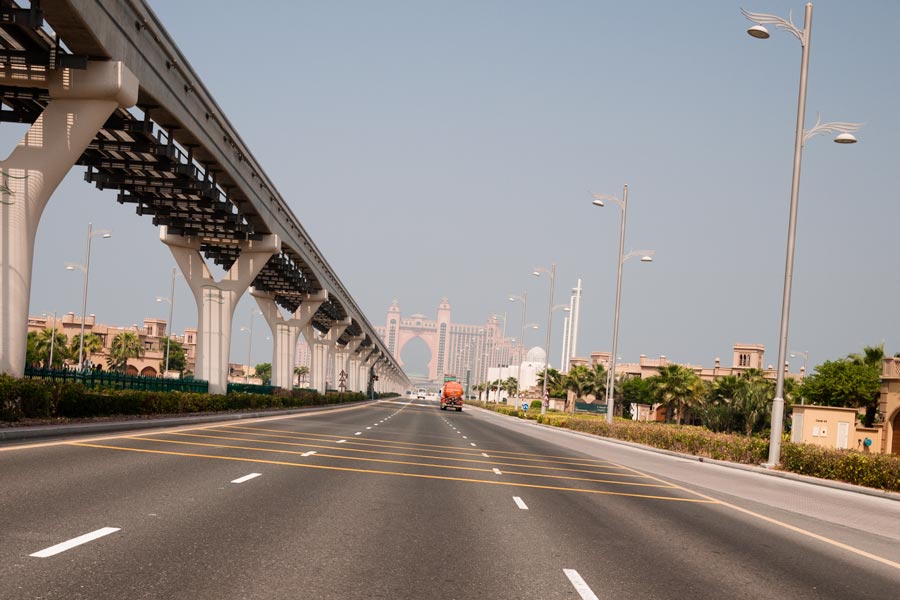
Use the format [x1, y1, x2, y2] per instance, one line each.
[336, 439, 347, 444]
[230, 473, 262, 484]
[513, 496, 529, 510]
[493, 468, 503, 475]
[481, 452, 489, 458]
[301, 451, 317, 457]
[30, 527, 120, 558]
[564, 569, 600, 600]
[354, 432, 362, 436]
[470, 443, 477, 447]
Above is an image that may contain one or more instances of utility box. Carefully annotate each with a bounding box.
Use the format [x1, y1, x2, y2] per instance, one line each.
[791, 405, 882, 453]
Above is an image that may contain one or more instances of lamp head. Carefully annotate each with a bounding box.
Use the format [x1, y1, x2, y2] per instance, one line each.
[101, 233, 112, 239]
[508, 297, 515, 302]
[532, 270, 541, 277]
[834, 133, 857, 144]
[591, 198, 605, 207]
[747, 24, 770, 39]
[640, 256, 654, 263]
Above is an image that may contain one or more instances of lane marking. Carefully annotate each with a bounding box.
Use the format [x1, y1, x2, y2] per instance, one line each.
[482, 453, 490, 458]
[564, 569, 599, 600]
[301, 451, 317, 457]
[493, 468, 503, 475]
[30, 527, 120, 558]
[354, 432, 362, 436]
[513, 496, 529, 510]
[336, 439, 347, 444]
[72, 442, 714, 502]
[366, 427, 372, 430]
[470, 443, 477, 447]
[230, 472, 261, 484]
[462, 436, 468, 439]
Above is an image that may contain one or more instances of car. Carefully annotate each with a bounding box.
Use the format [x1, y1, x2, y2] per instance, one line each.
[417, 388, 427, 399]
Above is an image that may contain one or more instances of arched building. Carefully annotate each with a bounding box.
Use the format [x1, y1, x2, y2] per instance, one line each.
[375, 298, 521, 384]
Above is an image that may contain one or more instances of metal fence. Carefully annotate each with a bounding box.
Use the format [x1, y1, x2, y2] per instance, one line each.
[226, 382, 276, 396]
[23, 367, 209, 393]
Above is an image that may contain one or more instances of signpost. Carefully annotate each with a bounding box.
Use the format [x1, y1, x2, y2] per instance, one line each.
[522, 402, 530, 412]
[338, 369, 346, 403]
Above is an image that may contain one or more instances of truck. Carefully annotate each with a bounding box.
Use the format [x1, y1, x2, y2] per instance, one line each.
[440, 380, 464, 411]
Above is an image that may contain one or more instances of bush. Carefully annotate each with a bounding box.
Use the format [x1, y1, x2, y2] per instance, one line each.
[475, 401, 900, 492]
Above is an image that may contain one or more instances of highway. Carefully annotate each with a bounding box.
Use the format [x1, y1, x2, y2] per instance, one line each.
[1, 399, 898, 599]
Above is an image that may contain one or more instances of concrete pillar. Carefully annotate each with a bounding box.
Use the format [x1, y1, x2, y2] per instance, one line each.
[0, 61, 138, 376]
[337, 334, 365, 393]
[162, 227, 280, 394]
[323, 318, 350, 392]
[348, 346, 363, 392]
[252, 289, 325, 390]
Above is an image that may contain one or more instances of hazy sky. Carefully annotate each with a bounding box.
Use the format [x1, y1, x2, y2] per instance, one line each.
[13, 0, 900, 373]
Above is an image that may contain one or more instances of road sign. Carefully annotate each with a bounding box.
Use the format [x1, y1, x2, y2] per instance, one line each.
[522, 402, 530, 411]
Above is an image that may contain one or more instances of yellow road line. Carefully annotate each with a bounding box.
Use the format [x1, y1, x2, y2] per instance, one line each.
[133, 436, 675, 489]
[70, 441, 713, 503]
[219, 425, 619, 467]
[167, 431, 652, 478]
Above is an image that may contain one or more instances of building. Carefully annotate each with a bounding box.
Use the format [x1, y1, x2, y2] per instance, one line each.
[27, 312, 196, 377]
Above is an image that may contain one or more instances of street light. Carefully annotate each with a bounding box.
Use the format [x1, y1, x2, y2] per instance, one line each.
[790, 350, 809, 379]
[41, 310, 57, 369]
[742, 4, 862, 468]
[592, 186, 654, 424]
[240, 308, 262, 383]
[533, 264, 556, 415]
[155, 267, 179, 376]
[66, 223, 111, 371]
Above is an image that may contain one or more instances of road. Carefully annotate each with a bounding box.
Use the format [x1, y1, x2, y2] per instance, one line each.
[1, 399, 898, 599]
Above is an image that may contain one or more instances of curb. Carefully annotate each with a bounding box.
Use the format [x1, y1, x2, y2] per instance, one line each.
[0, 399, 378, 442]
[470, 405, 900, 503]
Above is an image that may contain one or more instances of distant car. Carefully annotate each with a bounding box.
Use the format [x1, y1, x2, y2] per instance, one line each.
[417, 388, 427, 399]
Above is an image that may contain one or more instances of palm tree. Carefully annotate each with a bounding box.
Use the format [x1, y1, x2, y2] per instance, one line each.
[107, 331, 144, 374]
[69, 333, 103, 366]
[647, 364, 703, 425]
[254, 362, 272, 385]
[845, 343, 884, 426]
[564, 364, 593, 414]
[589, 363, 608, 400]
[733, 372, 774, 435]
[502, 377, 518, 397]
[33, 328, 69, 368]
[294, 365, 309, 387]
[536, 367, 566, 398]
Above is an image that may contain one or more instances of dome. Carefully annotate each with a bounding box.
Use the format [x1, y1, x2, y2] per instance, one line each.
[525, 346, 546, 363]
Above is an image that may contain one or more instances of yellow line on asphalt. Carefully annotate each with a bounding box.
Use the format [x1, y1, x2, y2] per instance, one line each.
[71, 441, 715, 503]
[610, 461, 900, 571]
[219, 425, 620, 467]
[133, 436, 676, 489]
[168, 431, 652, 478]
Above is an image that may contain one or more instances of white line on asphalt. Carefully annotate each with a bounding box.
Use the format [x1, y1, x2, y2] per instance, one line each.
[354, 432, 362, 435]
[30, 527, 121, 558]
[462, 436, 467, 439]
[563, 569, 599, 600]
[301, 451, 317, 457]
[231, 473, 262, 484]
[470, 443, 477, 447]
[493, 468, 502, 475]
[337, 439, 347, 444]
[366, 427, 372, 430]
[513, 496, 529, 510]
[481, 452, 489, 457]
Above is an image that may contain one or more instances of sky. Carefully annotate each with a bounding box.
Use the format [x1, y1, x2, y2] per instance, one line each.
[13, 0, 900, 374]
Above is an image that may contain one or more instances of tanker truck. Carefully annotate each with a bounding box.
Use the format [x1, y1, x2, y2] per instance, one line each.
[440, 380, 464, 411]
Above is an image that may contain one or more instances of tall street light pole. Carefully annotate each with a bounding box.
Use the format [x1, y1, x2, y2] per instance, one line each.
[592, 187, 654, 424]
[240, 308, 262, 383]
[790, 350, 809, 381]
[742, 4, 861, 467]
[156, 267, 178, 375]
[508, 291, 527, 399]
[533, 264, 556, 415]
[65, 223, 111, 371]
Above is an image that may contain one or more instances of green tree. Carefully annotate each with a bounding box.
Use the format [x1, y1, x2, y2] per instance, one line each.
[647, 364, 703, 425]
[536, 367, 566, 398]
[502, 377, 519, 397]
[700, 375, 742, 433]
[799, 359, 881, 426]
[564, 364, 594, 413]
[294, 365, 309, 387]
[33, 328, 69, 368]
[733, 371, 775, 435]
[107, 331, 144, 373]
[160, 338, 187, 374]
[25, 331, 40, 367]
[589, 363, 608, 400]
[254, 362, 272, 385]
[69, 333, 103, 365]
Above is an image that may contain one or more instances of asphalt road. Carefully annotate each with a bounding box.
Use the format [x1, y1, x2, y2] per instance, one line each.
[1, 399, 898, 599]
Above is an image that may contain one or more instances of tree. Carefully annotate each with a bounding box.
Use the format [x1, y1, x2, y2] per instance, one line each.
[733, 371, 774, 435]
[536, 367, 566, 398]
[799, 359, 881, 426]
[647, 364, 703, 425]
[69, 333, 103, 364]
[294, 365, 309, 387]
[564, 364, 594, 413]
[160, 338, 187, 374]
[700, 375, 742, 433]
[502, 377, 518, 397]
[107, 332, 144, 373]
[254, 362, 272, 385]
[33, 328, 69, 368]
[25, 331, 40, 367]
[589, 363, 608, 401]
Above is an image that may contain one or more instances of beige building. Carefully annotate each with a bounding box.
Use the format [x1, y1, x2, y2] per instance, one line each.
[27, 312, 197, 377]
[879, 357, 900, 454]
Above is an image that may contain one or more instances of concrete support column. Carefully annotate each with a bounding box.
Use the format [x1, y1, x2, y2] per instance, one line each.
[162, 228, 280, 394]
[323, 318, 350, 392]
[252, 289, 326, 390]
[303, 326, 327, 394]
[0, 61, 138, 376]
[348, 349, 362, 392]
[337, 334, 364, 393]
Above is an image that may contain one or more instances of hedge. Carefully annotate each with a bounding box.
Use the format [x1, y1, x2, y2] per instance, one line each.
[0, 374, 390, 422]
[470, 401, 900, 492]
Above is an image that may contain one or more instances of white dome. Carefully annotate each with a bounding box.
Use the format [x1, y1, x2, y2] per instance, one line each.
[525, 346, 546, 363]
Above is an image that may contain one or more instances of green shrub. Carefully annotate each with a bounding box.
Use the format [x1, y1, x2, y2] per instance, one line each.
[781, 443, 900, 491]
